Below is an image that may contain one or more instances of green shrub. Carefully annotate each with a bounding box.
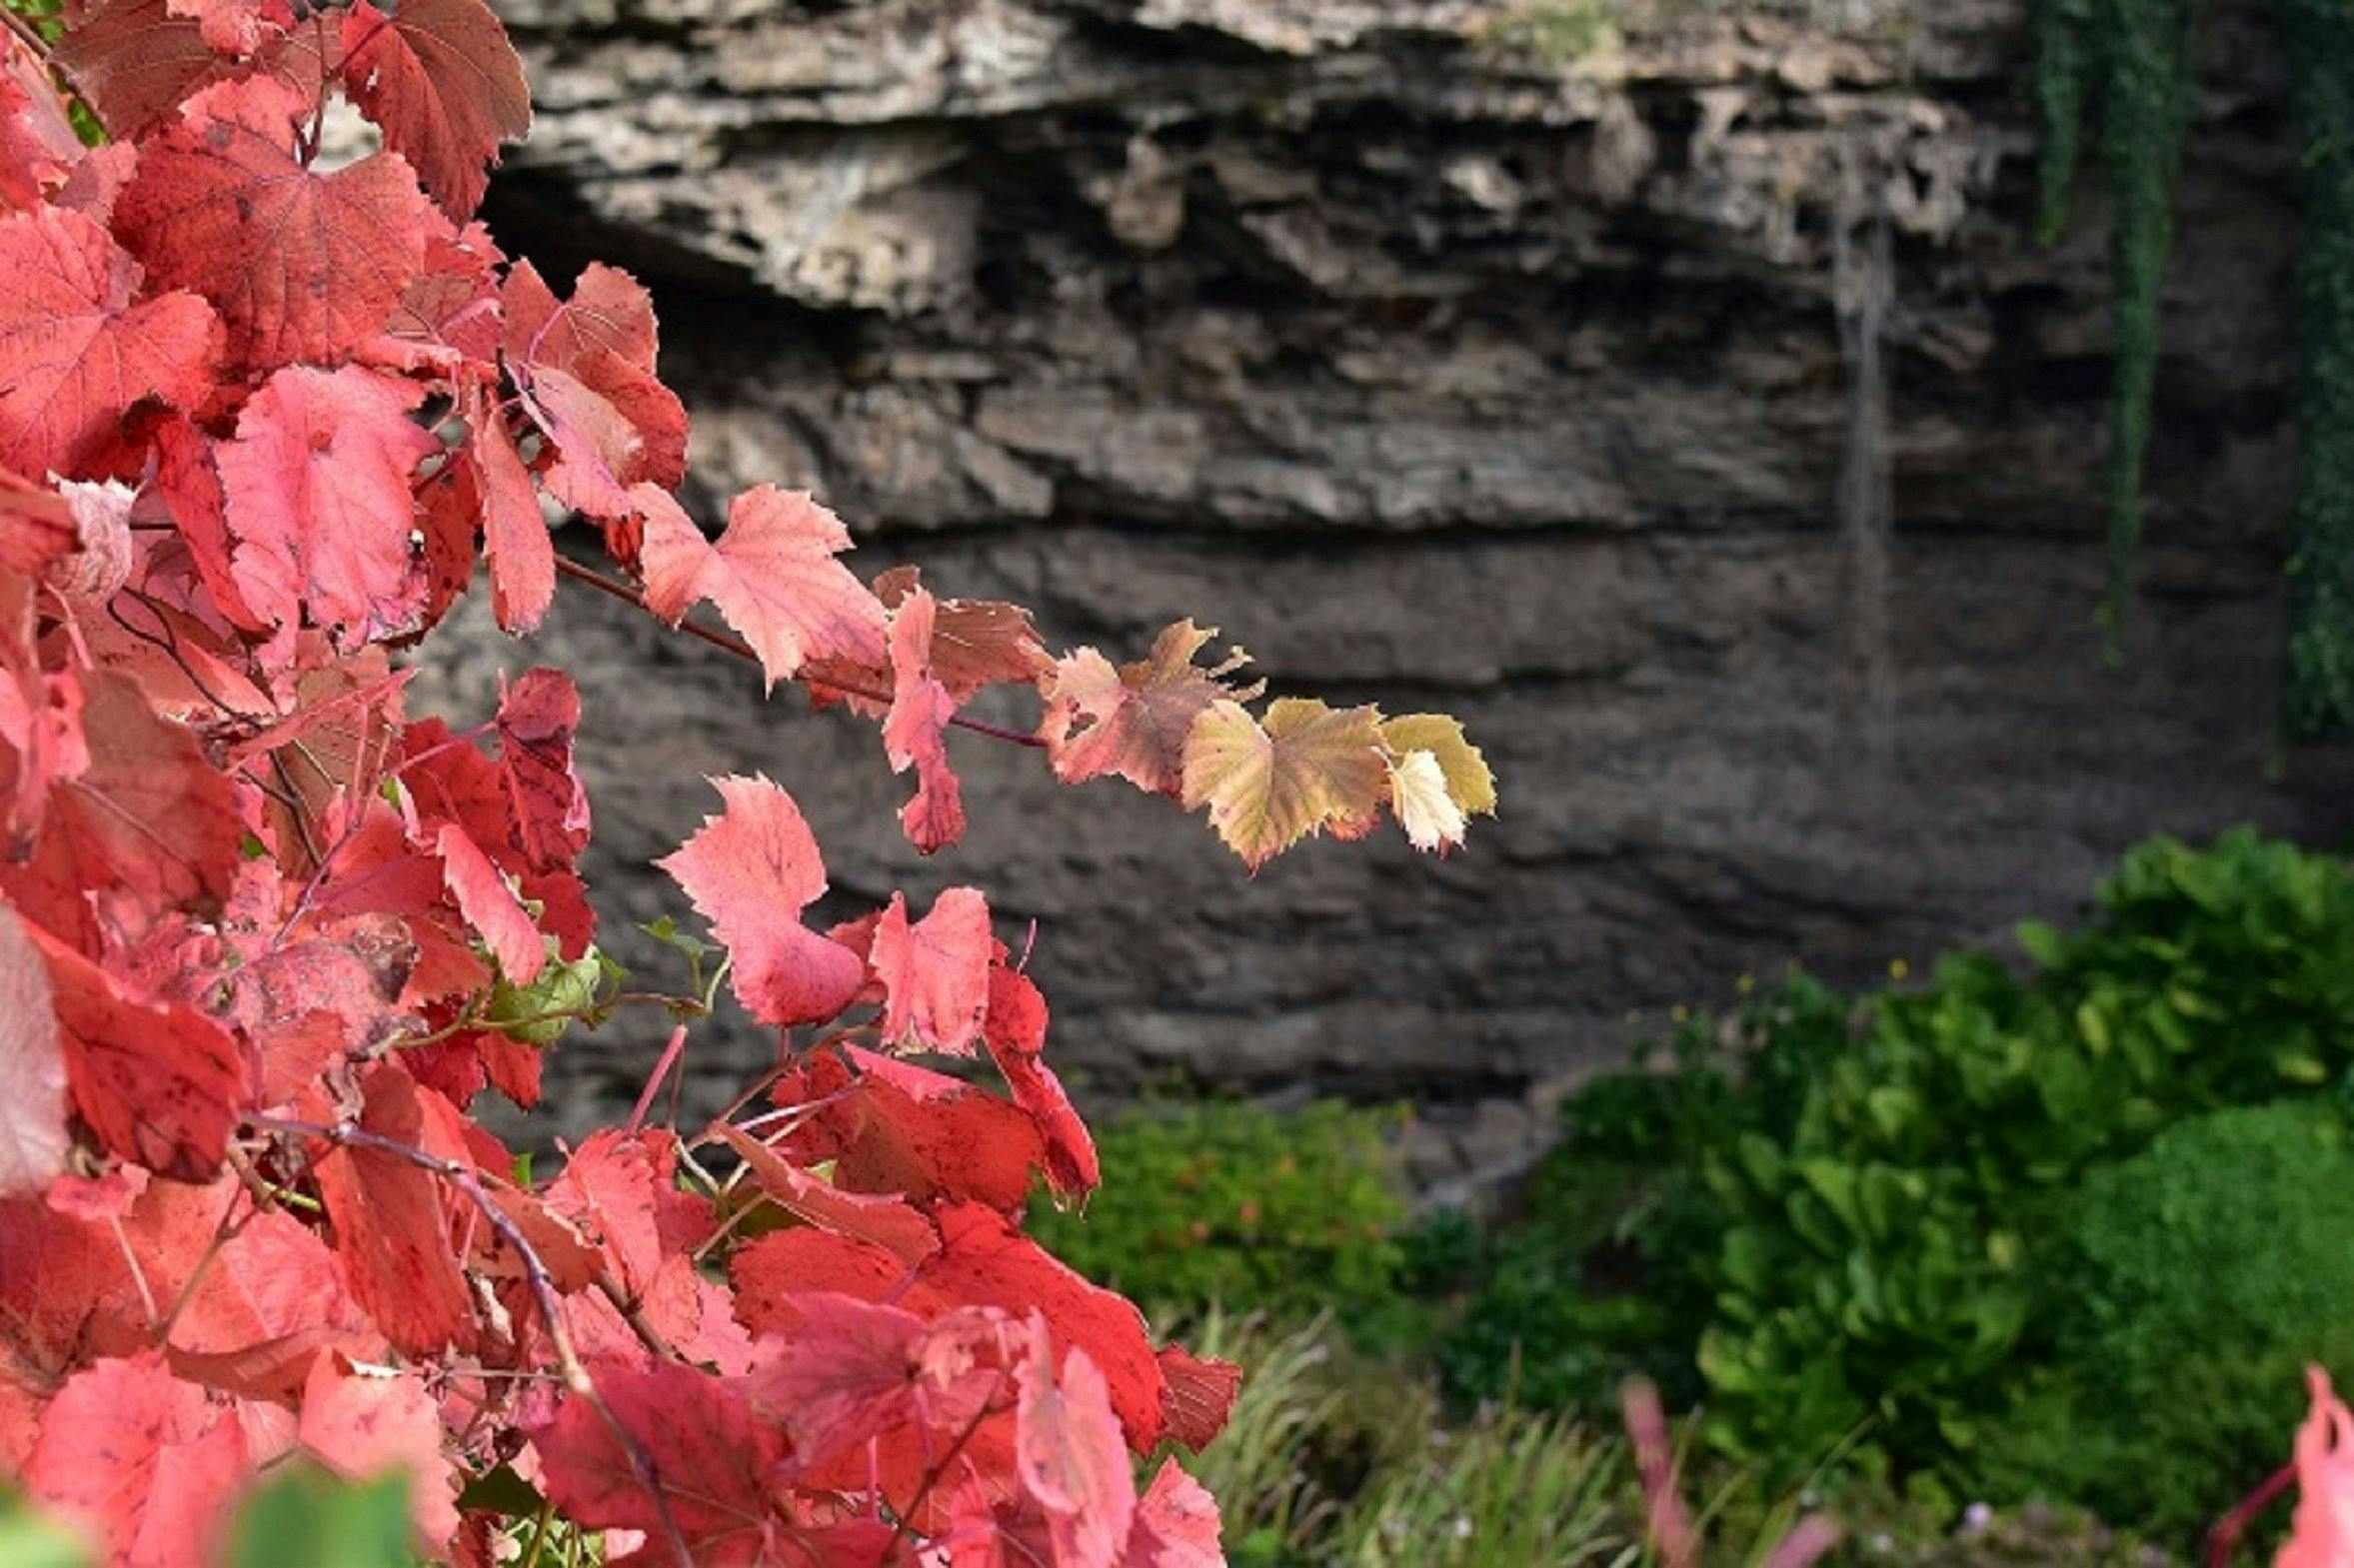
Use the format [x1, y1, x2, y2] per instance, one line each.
[1458, 829, 2354, 1516]
[1032, 1100, 1409, 1327]
[1983, 1100, 2354, 1539]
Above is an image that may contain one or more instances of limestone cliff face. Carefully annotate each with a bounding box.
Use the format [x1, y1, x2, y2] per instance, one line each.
[432, 0, 2352, 1171]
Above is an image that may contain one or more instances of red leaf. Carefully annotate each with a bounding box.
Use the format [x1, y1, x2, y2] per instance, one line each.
[926, 1204, 1167, 1453]
[23, 1353, 265, 1568]
[312, 1063, 479, 1356]
[54, 0, 233, 141]
[742, 1293, 1004, 1474]
[116, 75, 432, 368]
[544, 1127, 714, 1302]
[0, 899, 67, 1195]
[531, 1358, 789, 1562]
[713, 1119, 939, 1263]
[299, 1353, 459, 1549]
[871, 887, 992, 1055]
[984, 963, 1098, 1199]
[1040, 623, 1256, 799]
[640, 485, 887, 689]
[164, 0, 277, 55]
[339, 0, 530, 221]
[503, 264, 685, 517]
[0, 205, 219, 481]
[496, 668, 590, 872]
[11, 669, 240, 938]
[150, 416, 264, 633]
[437, 820, 546, 984]
[1016, 1322, 1136, 1568]
[146, 1185, 383, 1402]
[656, 775, 865, 1028]
[883, 588, 966, 854]
[217, 365, 440, 647]
[768, 1045, 1048, 1214]
[30, 921, 244, 1180]
[874, 566, 1054, 703]
[469, 405, 555, 635]
[1127, 1459, 1224, 1567]
[1152, 1346, 1239, 1454]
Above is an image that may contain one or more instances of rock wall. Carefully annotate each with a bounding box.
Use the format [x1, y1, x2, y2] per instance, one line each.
[431, 0, 2354, 1170]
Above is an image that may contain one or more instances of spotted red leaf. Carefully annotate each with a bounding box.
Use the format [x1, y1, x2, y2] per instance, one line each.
[217, 364, 440, 647]
[339, 0, 531, 221]
[656, 775, 865, 1027]
[883, 588, 966, 853]
[115, 75, 432, 367]
[640, 485, 887, 689]
[871, 887, 993, 1054]
[496, 668, 590, 871]
[0, 205, 220, 481]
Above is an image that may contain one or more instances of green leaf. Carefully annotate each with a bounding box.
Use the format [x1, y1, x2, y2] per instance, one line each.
[226, 1466, 417, 1568]
[485, 949, 607, 1046]
[641, 914, 712, 963]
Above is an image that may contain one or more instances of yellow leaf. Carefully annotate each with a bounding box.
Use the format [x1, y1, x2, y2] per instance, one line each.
[1379, 713, 1495, 816]
[1181, 698, 1387, 869]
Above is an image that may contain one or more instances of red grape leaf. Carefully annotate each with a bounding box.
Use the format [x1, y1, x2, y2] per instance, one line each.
[312, 1063, 478, 1356]
[29, 918, 245, 1181]
[870, 887, 992, 1055]
[0, 900, 66, 1195]
[545, 1128, 715, 1303]
[640, 485, 887, 690]
[217, 364, 440, 648]
[469, 405, 555, 635]
[151, 1190, 384, 1403]
[656, 775, 865, 1027]
[150, 417, 265, 633]
[504, 264, 684, 517]
[1015, 1323, 1136, 1568]
[116, 75, 432, 368]
[339, 0, 531, 221]
[982, 963, 1098, 1199]
[22, 1352, 264, 1568]
[298, 1352, 460, 1548]
[503, 259, 660, 374]
[767, 1045, 1048, 1215]
[0, 205, 220, 482]
[531, 1357, 789, 1559]
[496, 667, 590, 871]
[1040, 621, 1258, 799]
[742, 1293, 1003, 1475]
[1180, 698, 1389, 870]
[1128, 1459, 1224, 1567]
[874, 565, 1053, 703]
[925, 1203, 1167, 1453]
[712, 1119, 939, 1263]
[54, 0, 233, 141]
[882, 588, 966, 854]
[1152, 1346, 1240, 1454]
[437, 820, 546, 984]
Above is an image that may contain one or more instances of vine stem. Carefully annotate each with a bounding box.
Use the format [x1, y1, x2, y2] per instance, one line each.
[249, 1114, 700, 1568]
[2206, 1459, 2296, 1567]
[550, 555, 1049, 750]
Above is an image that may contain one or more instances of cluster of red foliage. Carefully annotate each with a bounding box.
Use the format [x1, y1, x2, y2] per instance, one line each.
[0, 1, 1491, 1563]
